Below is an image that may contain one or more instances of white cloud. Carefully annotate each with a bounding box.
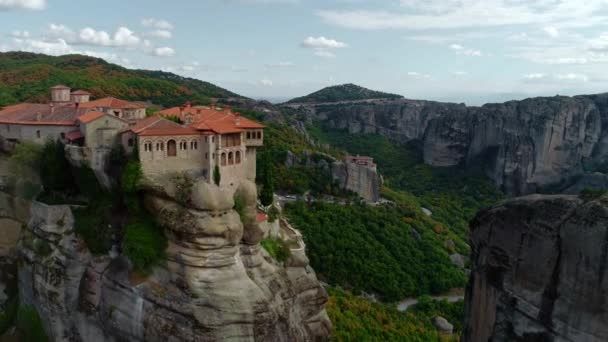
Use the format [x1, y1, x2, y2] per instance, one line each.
[259, 78, 273, 86]
[405, 71, 431, 80]
[141, 18, 173, 30]
[449, 43, 482, 56]
[301, 36, 347, 49]
[556, 73, 588, 82]
[318, 0, 608, 30]
[10, 30, 29, 38]
[524, 73, 547, 80]
[543, 26, 559, 38]
[146, 29, 172, 39]
[266, 61, 295, 68]
[152, 47, 175, 57]
[77, 27, 140, 47]
[301, 36, 347, 58]
[0, 0, 45, 10]
[13, 37, 74, 55]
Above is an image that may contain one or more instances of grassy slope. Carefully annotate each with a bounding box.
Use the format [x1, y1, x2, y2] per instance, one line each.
[0, 51, 242, 108]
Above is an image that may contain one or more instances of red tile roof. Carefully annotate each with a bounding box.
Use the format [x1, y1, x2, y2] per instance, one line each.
[126, 116, 199, 136]
[77, 111, 106, 124]
[0, 103, 81, 126]
[66, 130, 84, 140]
[156, 105, 265, 134]
[79, 97, 144, 109]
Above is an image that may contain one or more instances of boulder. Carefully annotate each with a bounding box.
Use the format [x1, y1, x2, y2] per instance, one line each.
[449, 253, 465, 269]
[433, 316, 453, 334]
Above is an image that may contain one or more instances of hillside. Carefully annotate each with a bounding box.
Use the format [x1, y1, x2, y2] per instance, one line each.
[0, 52, 242, 108]
[286, 83, 402, 104]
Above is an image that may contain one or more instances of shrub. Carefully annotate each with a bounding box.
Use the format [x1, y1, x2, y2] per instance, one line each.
[233, 194, 248, 224]
[122, 220, 167, 274]
[39, 139, 73, 193]
[261, 238, 291, 262]
[121, 160, 142, 194]
[7, 141, 42, 177]
[580, 188, 607, 201]
[16, 305, 48, 342]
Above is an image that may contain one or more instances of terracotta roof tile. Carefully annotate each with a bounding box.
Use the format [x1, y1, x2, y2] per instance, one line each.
[0, 103, 81, 126]
[66, 130, 84, 140]
[127, 116, 198, 136]
[156, 105, 265, 134]
[77, 111, 106, 123]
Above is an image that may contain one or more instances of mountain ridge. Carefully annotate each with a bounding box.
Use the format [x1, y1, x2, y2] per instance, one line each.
[285, 83, 403, 104]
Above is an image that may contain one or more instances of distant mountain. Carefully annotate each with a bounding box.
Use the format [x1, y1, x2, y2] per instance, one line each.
[286, 83, 403, 104]
[0, 52, 243, 108]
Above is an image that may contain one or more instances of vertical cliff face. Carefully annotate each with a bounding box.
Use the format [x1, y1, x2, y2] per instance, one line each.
[290, 93, 608, 195]
[463, 194, 608, 342]
[331, 161, 381, 202]
[17, 179, 331, 341]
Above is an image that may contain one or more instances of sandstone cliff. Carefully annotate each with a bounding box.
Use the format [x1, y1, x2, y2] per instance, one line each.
[463, 194, 608, 341]
[284, 93, 608, 195]
[13, 178, 331, 341]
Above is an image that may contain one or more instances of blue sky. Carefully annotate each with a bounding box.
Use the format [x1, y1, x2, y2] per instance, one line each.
[3, 0, 608, 104]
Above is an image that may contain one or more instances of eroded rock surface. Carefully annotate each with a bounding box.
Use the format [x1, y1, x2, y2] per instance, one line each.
[285, 94, 608, 195]
[18, 179, 331, 341]
[463, 194, 608, 342]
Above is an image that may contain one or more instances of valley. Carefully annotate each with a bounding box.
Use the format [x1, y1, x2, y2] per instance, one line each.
[1, 52, 607, 341]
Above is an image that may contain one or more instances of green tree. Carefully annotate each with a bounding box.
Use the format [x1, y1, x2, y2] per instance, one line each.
[121, 160, 142, 194]
[259, 153, 275, 206]
[213, 165, 221, 186]
[7, 141, 42, 176]
[39, 139, 73, 193]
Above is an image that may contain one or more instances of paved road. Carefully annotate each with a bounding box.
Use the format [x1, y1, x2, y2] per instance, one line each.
[396, 288, 465, 312]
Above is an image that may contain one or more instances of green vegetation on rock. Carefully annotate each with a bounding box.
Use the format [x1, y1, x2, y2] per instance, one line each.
[327, 288, 459, 341]
[16, 305, 48, 342]
[285, 199, 467, 301]
[287, 83, 402, 104]
[261, 238, 291, 263]
[122, 220, 167, 274]
[0, 51, 242, 108]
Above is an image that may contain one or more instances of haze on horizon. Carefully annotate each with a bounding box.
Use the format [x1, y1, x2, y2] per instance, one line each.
[3, 0, 608, 105]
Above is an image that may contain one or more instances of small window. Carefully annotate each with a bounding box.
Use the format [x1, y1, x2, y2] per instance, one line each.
[6, 124, 10, 132]
[228, 152, 234, 165]
[36, 130, 41, 138]
[221, 153, 226, 166]
[205, 136, 208, 143]
[156, 142, 164, 151]
[205, 152, 208, 160]
[191, 140, 198, 150]
[211, 136, 215, 143]
[114, 111, 120, 117]
[257, 131, 261, 139]
[246, 132, 251, 139]
[236, 151, 241, 164]
[128, 138, 134, 147]
[60, 132, 66, 139]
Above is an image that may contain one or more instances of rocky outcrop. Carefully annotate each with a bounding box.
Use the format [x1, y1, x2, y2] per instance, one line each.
[285, 94, 608, 195]
[17, 179, 331, 341]
[463, 194, 608, 341]
[331, 160, 381, 202]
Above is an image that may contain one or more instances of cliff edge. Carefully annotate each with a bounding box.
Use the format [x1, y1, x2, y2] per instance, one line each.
[463, 194, 608, 341]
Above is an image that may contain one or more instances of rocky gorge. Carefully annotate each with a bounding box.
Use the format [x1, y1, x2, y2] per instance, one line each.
[463, 194, 608, 341]
[0, 177, 331, 341]
[284, 93, 608, 195]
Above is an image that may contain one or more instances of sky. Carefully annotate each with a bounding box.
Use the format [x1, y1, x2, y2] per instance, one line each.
[3, 0, 608, 104]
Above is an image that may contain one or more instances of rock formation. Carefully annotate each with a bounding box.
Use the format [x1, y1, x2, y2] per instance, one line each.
[284, 93, 608, 195]
[331, 159, 380, 202]
[15, 178, 331, 341]
[463, 194, 608, 341]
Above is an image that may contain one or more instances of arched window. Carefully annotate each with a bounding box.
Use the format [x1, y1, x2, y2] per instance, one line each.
[191, 140, 198, 150]
[180, 141, 187, 150]
[156, 141, 164, 151]
[228, 152, 234, 165]
[221, 153, 227, 166]
[211, 136, 215, 143]
[36, 130, 41, 138]
[257, 131, 261, 139]
[128, 138, 134, 147]
[144, 141, 152, 152]
[235, 151, 241, 164]
[246, 132, 251, 139]
[167, 140, 177, 157]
